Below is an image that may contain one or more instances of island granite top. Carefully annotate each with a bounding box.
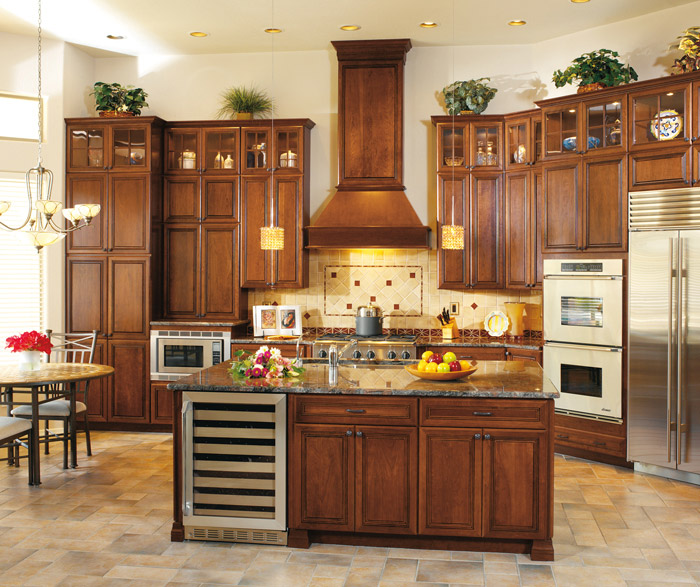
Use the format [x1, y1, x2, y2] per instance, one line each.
[167, 360, 558, 399]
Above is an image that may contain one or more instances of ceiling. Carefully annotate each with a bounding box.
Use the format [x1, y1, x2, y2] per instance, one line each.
[0, 0, 695, 57]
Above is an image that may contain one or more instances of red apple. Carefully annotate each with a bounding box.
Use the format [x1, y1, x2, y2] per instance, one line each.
[449, 361, 461, 372]
[428, 353, 443, 364]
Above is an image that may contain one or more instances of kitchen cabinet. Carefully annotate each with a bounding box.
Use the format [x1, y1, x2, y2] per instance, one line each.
[150, 382, 174, 426]
[505, 110, 543, 170]
[64, 117, 164, 429]
[436, 117, 503, 172]
[165, 126, 240, 174]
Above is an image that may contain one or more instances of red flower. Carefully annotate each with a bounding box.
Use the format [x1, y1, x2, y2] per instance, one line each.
[5, 330, 52, 355]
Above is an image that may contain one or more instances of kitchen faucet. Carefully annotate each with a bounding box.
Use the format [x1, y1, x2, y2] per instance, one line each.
[294, 334, 304, 367]
[328, 339, 357, 368]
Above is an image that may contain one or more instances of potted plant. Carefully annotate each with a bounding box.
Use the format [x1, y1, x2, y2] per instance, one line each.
[91, 82, 149, 117]
[552, 49, 638, 93]
[441, 78, 498, 115]
[671, 26, 700, 74]
[217, 85, 273, 120]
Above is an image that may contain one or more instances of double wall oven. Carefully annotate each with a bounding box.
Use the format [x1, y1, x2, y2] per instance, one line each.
[543, 259, 623, 421]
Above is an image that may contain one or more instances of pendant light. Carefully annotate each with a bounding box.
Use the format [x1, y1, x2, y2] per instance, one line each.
[260, 0, 284, 251]
[440, 0, 465, 251]
[0, 0, 100, 251]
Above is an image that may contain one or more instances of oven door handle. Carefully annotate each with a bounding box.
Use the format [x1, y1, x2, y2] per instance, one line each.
[544, 342, 621, 352]
[668, 237, 675, 464]
[543, 275, 622, 280]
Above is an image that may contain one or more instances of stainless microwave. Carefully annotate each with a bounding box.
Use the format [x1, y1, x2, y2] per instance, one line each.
[150, 330, 231, 376]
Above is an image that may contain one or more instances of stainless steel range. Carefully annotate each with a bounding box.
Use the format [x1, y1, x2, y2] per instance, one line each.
[312, 333, 417, 361]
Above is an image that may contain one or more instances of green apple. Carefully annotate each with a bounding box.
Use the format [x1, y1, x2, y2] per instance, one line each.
[442, 351, 457, 364]
[437, 362, 451, 373]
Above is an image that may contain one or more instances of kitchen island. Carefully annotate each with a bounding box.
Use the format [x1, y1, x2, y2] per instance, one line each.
[168, 360, 558, 560]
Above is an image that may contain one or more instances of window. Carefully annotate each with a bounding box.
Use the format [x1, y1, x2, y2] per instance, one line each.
[0, 174, 45, 365]
[0, 93, 40, 141]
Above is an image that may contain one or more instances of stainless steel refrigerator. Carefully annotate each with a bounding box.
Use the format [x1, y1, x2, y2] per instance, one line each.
[628, 188, 700, 481]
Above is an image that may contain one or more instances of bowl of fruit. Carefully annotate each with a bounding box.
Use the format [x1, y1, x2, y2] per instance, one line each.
[404, 351, 478, 381]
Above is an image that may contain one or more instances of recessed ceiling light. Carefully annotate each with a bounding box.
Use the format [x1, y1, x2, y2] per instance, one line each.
[570, 0, 591, 3]
[667, 92, 675, 96]
[508, 20, 526, 26]
[189, 31, 209, 38]
[340, 25, 361, 31]
[265, 28, 282, 34]
[106, 35, 124, 40]
[420, 22, 438, 28]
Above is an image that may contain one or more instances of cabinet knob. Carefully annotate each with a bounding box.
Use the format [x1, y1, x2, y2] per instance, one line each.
[684, 137, 691, 142]
[356, 430, 363, 437]
[474, 433, 482, 440]
[484, 434, 491, 440]
[346, 430, 353, 436]
[556, 434, 569, 440]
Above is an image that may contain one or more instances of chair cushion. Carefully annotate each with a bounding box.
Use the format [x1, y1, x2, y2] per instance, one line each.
[12, 400, 87, 418]
[0, 416, 32, 440]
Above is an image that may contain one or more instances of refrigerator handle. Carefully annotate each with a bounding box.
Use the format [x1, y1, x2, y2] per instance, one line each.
[668, 237, 675, 463]
[677, 238, 684, 466]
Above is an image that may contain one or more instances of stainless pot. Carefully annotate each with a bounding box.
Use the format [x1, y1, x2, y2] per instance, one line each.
[355, 303, 384, 336]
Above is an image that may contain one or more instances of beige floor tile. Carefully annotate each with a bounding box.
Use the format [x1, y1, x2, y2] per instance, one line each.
[484, 575, 519, 586]
[353, 555, 389, 568]
[288, 551, 354, 566]
[169, 567, 244, 584]
[642, 548, 685, 570]
[104, 564, 179, 582]
[518, 563, 555, 585]
[416, 560, 484, 584]
[381, 557, 417, 581]
[451, 551, 484, 562]
[237, 561, 316, 586]
[483, 561, 517, 575]
[314, 564, 350, 578]
[309, 578, 346, 587]
[343, 565, 384, 587]
[552, 565, 626, 586]
[600, 527, 670, 549]
[388, 547, 452, 560]
[617, 567, 697, 583]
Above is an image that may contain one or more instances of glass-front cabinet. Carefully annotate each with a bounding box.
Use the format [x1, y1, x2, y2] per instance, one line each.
[543, 106, 578, 157]
[203, 129, 239, 172]
[585, 99, 624, 151]
[505, 111, 542, 168]
[438, 125, 466, 171]
[470, 121, 502, 169]
[67, 123, 151, 172]
[166, 127, 241, 173]
[242, 126, 304, 173]
[243, 128, 270, 172]
[435, 117, 502, 171]
[166, 129, 200, 172]
[629, 83, 689, 148]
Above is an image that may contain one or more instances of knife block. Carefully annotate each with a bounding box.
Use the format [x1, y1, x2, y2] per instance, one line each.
[441, 318, 459, 340]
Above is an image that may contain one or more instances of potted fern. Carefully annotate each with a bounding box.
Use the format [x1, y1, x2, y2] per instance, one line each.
[552, 49, 638, 93]
[91, 82, 148, 117]
[217, 85, 273, 120]
[441, 78, 497, 115]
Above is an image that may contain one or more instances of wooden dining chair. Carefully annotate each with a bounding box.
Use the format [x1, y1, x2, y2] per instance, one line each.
[0, 416, 35, 485]
[11, 330, 97, 469]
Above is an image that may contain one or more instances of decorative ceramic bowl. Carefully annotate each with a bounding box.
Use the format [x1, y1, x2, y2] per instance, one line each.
[405, 364, 478, 381]
[562, 137, 577, 151]
[650, 110, 683, 141]
[484, 311, 509, 337]
[444, 156, 464, 166]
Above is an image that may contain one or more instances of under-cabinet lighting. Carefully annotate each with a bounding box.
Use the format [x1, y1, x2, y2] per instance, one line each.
[568, 109, 576, 113]
[340, 25, 361, 31]
[667, 92, 675, 96]
[420, 22, 438, 28]
[571, 0, 590, 3]
[508, 20, 526, 26]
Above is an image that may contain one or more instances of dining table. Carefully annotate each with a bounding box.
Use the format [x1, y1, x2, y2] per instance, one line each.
[0, 362, 114, 485]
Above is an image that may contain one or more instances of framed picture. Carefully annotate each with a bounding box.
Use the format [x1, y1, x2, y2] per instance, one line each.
[253, 305, 302, 337]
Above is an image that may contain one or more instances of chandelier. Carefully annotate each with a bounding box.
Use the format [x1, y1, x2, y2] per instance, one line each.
[0, 0, 100, 251]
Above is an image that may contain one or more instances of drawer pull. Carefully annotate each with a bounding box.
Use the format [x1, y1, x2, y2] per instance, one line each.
[556, 434, 569, 439]
[346, 409, 366, 414]
[593, 441, 606, 446]
[473, 411, 493, 416]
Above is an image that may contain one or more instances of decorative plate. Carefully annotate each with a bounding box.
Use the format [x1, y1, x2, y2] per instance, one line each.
[484, 311, 509, 337]
[650, 109, 683, 141]
[405, 364, 478, 381]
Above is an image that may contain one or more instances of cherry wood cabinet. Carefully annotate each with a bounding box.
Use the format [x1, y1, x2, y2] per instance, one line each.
[65, 117, 164, 428]
[150, 382, 174, 426]
[505, 169, 542, 289]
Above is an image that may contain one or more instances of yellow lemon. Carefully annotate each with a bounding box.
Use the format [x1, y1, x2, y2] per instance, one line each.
[426, 362, 438, 373]
[437, 362, 451, 373]
[417, 360, 428, 372]
[421, 350, 434, 361]
[459, 360, 472, 371]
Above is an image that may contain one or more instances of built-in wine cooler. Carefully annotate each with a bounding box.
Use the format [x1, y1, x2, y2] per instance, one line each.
[181, 392, 287, 544]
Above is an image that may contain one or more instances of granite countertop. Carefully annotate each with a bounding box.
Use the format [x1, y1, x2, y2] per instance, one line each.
[152, 320, 249, 328]
[168, 360, 558, 399]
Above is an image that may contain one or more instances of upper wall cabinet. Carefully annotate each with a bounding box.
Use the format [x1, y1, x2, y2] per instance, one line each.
[165, 127, 240, 174]
[437, 116, 503, 172]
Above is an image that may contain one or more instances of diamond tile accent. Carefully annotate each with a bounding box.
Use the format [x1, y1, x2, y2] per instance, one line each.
[386, 280, 392, 286]
[394, 304, 400, 310]
[354, 280, 360, 286]
[304, 312, 311, 320]
[471, 303, 478, 310]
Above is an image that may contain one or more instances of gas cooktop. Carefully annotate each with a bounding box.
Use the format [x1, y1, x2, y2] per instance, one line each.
[312, 332, 418, 361]
[315, 332, 418, 343]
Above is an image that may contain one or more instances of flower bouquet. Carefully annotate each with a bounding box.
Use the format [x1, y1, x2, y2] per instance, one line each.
[229, 346, 303, 380]
[5, 330, 52, 355]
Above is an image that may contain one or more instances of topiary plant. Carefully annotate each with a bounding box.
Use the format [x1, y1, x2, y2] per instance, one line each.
[91, 82, 148, 115]
[552, 49, 638, 91]
[441, 78, 497, 115]
[217, 85, 273, 119]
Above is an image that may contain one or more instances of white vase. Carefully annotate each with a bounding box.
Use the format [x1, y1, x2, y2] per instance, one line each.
[18, 350, 42, 371]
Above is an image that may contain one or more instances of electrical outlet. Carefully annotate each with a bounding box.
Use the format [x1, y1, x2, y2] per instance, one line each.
[450, 302, 460, 316]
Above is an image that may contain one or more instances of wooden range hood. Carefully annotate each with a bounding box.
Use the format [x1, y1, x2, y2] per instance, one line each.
[306, 39, 431, 249]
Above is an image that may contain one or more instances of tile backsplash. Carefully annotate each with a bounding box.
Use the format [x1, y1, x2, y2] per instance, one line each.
[248, 250, 542, 332]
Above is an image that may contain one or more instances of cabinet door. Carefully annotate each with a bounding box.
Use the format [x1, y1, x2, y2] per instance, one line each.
[108, 257, 149, 338]
[150, 382, 174, 425]
[542, 106, 579, 158]
[504, 170, 532, 289]
[584, 98, 625, 153]
[240, 176, 269, 287]
[65, 174, 107, 253]
[201, 225, 240, 318]
[469, 173, 503, 289]
[272, 176, 306, 288]
[242, 128, 271, 174]
[583, 154, 627, 251]
[110, 125, 151, 172]
[165, 128, 201, 173]
[164, 225, 199, 318]
[437, 123, 468, 172]
[108, 340, 149, 423]
[66, 256, 107, 336]
[629, 83, 689, 149]
[505, 116, 532, 169]
[470, 121, 502, 170]
[202, 177, 239, 222]
[482, 429, 548, 538]
[419, 427, 481, 536]
[202, 128, 239, 173]
[164, 176, 201, 222]
[274, 127, 304, 172]
[85, 340, 107, 422]
[66, 124, 107, 171]
[291, 424, 355, 531]
[109, 174, 150, 253]
[629, 146, 692, 191]
[355, 426, 417, 534]
[437, 174, 468, 289]
[542, 160, 580, 252]
[533, 170, 543, 287]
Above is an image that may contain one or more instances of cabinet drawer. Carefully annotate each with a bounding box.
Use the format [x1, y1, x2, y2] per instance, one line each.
[421, 398, 547, 429]
[293, 396, 418, 426]
[554, 426, 625, 457]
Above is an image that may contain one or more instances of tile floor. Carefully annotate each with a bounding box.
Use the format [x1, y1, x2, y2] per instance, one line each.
[2, 432, 700, 586]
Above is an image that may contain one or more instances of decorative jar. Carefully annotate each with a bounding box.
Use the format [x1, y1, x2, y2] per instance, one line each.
[18, 350, 42, 371]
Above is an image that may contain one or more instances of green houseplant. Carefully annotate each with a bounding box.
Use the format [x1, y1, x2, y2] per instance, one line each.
[552, 49, 638, 93]
[217, 85, 273, 120]
[91, 82, 148, 116]
[671, 26, 700, 74]
[441, 78, 497, 115]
